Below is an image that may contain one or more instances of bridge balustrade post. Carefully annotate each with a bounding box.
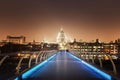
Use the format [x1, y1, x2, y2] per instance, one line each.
[80, 53, 83, 59]
[40, 52, 45, 62]
[39, 51, 43, 61]
[88, 52, 90, 61]
[0, 55, 9, 66]
[43, 52, 46, 61]
[98, 54, 103, 68]
[44, 52, 47, 60]
[92, 54, 95, 64]
[89, 53, 91, 62]
[82, 53, 84, 60]
[43, 52, 47, 61]
[46, 51, 49, 59]
[35, 51, 41, 64]
[47, 52, 49, 61]
[107, 55, 117, 76]
[82, 53, 84, 59]
[47, 50, 53, 59]
[81, 53, 83, 59]
[79, 51, 81, 58]
[85, 52, 87, 61]
[77, 50, 79, 57]
[28, 52, 36, 68]
[79, 53, 81, 58]
[48, 51, 51, 58]
[16, 55, 25, 74]
[75, 50, 78, 56]
[28, 55, 33, 68]
[86, 53, 88, 61]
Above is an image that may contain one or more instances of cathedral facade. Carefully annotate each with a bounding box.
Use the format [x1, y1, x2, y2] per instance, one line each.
[57, 28, 68, 50]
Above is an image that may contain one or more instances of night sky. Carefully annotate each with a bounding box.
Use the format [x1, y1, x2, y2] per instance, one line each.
[0, 0, 120, 42]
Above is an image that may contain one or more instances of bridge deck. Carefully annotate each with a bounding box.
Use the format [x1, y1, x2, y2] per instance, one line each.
[15, 51, 115, 80]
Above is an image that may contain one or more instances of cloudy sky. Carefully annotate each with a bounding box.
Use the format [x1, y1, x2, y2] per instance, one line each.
[0, 0, 120, 42]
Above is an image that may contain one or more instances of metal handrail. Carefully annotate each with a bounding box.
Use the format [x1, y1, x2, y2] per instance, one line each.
[72, 50, 117, 76]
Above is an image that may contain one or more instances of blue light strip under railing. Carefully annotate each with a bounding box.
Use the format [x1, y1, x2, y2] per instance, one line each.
[68, 52, 113, 80]
[15, 54, 56, 80]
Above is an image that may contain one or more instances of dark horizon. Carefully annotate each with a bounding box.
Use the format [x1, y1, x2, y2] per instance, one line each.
[0, 0, 120, 42]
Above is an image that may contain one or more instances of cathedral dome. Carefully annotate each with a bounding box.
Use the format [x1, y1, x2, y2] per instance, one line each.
[57, 28, 68, 50]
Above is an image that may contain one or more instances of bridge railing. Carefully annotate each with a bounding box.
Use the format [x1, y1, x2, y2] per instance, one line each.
[0, 50, 57, 79]
[70, 49, 118, 76]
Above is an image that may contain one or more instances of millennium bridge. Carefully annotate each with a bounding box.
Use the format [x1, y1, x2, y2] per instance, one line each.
[0, 49, 119, 80]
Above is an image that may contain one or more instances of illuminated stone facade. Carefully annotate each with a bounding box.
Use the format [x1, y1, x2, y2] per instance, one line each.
[57, 28, 67, 50]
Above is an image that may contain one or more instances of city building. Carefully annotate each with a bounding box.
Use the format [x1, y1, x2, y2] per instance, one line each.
[7, 36, 26, 44]
[69, 39, 119, 54]
[103, 42, 118, 54]
[0, 40, 8, 47]
[69, 39, 104, 53]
